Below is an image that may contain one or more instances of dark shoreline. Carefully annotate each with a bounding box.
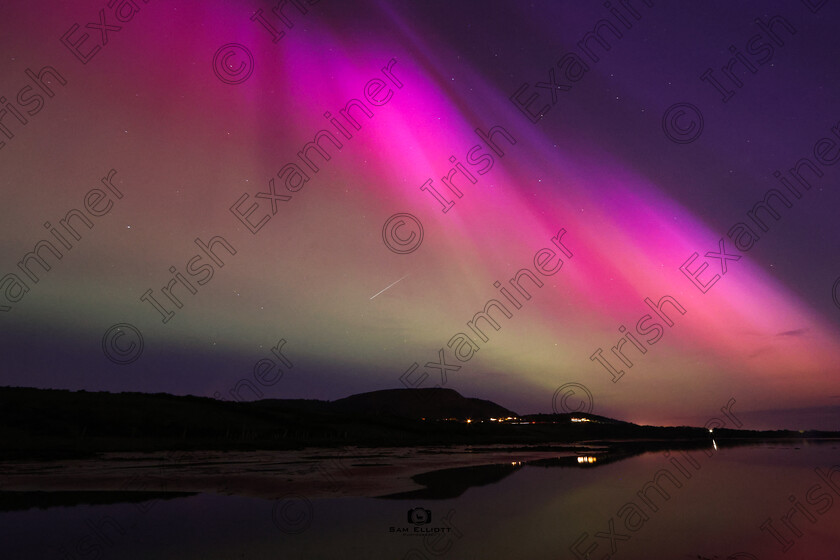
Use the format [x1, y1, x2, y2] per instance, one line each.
[1, 438, 837, 510]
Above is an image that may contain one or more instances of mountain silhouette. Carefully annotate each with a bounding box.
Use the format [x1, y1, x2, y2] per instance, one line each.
[0, 386, 835, 459]
[330, 388, 518, 419]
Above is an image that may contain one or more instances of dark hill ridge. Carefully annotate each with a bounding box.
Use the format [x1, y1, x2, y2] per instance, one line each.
[0, 386, 836, 459]
[0, 386, 526, 458]
[252, 387, 517, 419]
[331, 388, 518, 419]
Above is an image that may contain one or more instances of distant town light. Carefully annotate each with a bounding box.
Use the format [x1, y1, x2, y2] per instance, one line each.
[577, 456, 597, 463]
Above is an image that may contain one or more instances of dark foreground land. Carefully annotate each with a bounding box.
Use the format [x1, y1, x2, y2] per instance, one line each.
[1, 386, 836, 459]
[1, 387, 838, 508]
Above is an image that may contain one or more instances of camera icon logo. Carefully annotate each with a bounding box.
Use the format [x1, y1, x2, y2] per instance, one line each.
[407, 507, 432, 525]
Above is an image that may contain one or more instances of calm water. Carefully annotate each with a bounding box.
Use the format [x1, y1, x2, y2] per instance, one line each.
[3, 442, 839, 559]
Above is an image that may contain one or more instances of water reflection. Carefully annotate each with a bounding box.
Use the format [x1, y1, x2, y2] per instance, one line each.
[2, 442, 838, 559]
[382, 439, 838, 500]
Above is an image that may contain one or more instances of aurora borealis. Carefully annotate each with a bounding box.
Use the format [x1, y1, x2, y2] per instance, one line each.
[1, 0, 839, 430]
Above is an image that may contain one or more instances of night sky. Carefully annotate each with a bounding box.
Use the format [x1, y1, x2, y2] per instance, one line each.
[1, 0, 839, 430]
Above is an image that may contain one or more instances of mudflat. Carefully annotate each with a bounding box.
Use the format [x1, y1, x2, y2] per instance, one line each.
[0, 444, 598, 501]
